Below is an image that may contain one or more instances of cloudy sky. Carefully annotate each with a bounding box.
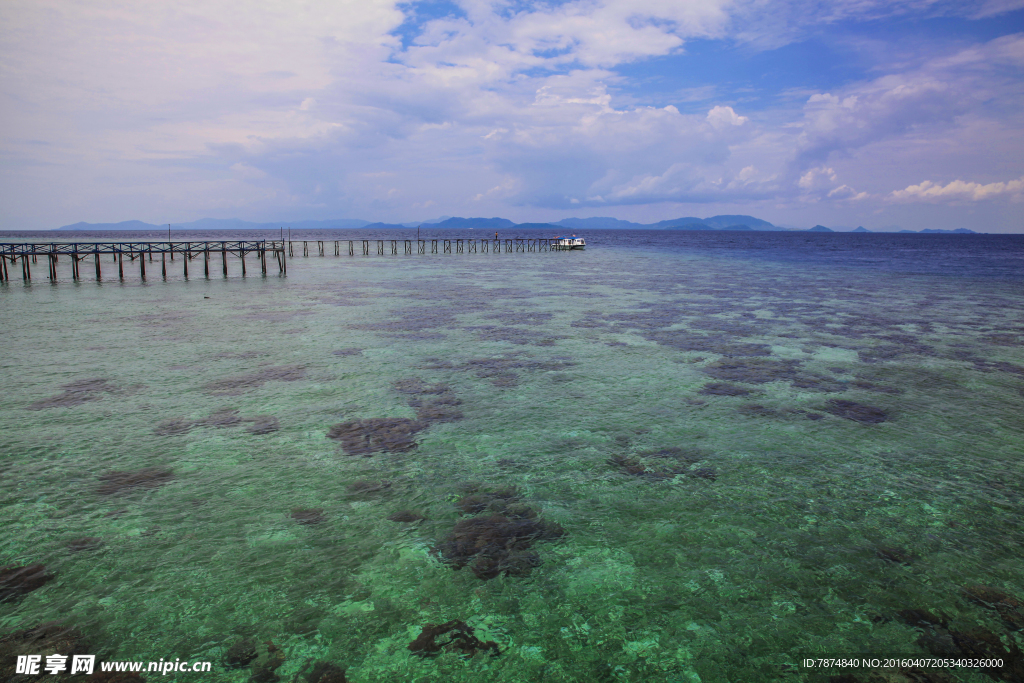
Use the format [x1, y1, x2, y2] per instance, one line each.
[2, 0, 1023, 231]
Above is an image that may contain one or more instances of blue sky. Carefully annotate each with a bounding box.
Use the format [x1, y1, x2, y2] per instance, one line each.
[2, 0, 1023, 231]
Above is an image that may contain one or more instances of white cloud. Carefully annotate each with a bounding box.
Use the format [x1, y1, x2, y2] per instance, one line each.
[889, 176, 1024, 202]
[1, 0, 1023, 228]
[706, 105, 749, 130]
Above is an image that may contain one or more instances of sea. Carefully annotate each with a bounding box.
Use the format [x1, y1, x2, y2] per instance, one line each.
[1, 229, 1022, 682]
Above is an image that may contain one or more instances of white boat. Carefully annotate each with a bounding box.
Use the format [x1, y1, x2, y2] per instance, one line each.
[552, 235, 586, 250]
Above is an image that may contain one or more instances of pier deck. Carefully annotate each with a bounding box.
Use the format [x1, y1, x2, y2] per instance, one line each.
[0, 237, 559, 282]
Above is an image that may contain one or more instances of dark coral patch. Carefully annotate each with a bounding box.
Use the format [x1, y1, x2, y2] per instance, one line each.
[326, 418, 426, 455]
[96, 468, 174, 495]
[332, 348, 363, 357]
[0, 622, 90, 680]
[825, 399, 889, 424]
[347, 479, 392, 495]
[852, 379, 904, 395]
[702, 358, 802, 384]
[435, 514, 565, 580]
[224, 638, 259, 668]
[291, 508, 325, 525]
[203, 365, 305, 396]
[27, 378, 119, 410]
[610, 447, 712, 480]
[394, 378, 451, 395]
[153, 417, 195, 436]
[875, 545, 915, 564]
[413, 395, 464, 423]
[700, 383, 751, 396]
[388, 510, 426, 523]
[896, 609, 949, 629]
[245, 416, 280, 435]
[454, 487, 522, 516]
[962, 585, 1024, 631]
[201, 407, 244, 428]
[66, 537, 103, 552]
[408, 620, 500, 657]
[305, 662, 347, 683]
[0, 564, 55, 603]
[737, 404, 778, 418]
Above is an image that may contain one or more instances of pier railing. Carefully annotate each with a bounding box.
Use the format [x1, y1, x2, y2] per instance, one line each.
[0, 237, 563, 282]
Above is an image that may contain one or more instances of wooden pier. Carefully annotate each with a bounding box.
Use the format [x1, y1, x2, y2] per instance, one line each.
[0, 237, 560, 282]
[0, 241, 285, 282]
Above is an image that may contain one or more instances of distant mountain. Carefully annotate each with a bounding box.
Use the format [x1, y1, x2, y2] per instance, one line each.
[852, 226, 870, 233]
[361, 222, 409, 230]
[400, 216, 452, 227]
[920, 228, 978, 234]
[61, 218, 370, 231]
[808, 225, 834, 232]
[701, 215, 780, 230]
[649, 217, 707, 229]
[665, 222, 713, 231]
[555, 217, 643, 229]
[61, 220, 163, 231]
[514, 223, 560, 230]
[433, 217, 516, 230]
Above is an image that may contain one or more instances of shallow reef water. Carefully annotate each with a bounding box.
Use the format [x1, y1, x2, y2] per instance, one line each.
[1, 230, 1023, 682]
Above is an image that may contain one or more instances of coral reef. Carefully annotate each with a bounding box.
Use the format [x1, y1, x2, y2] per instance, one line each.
[407, 621, 500, 657]
[700, 383, 752, 396]
[305, 662, 347, 683]
[702, 358, 802, 384]
[0, 564, 55, 602]
[962, 585, 1024, 631]
[96, 468, 174, 495]
[0, 623, 92, 681]
[154, 410, 280, 436]
[153, 417, 194, 436]
[66, 537, 103, 552]
[347, 480, 392, 495]
[824, 399, 889, 424]
[245, 415, 280, 435]
[224, 638, 259, 668]
[435, 487, 566, 580]
[609, 447, 714, 481]
[291, 508, 325, 525]
[27, 379, 120, 410]
[387, 510, 426, 523]
[204, 365, 305, 396]
[327, 419, 425, 455]
[876, 545, 915, 564]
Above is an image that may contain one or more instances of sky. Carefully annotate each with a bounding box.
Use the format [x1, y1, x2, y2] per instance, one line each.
[2, 0, 1024, 232]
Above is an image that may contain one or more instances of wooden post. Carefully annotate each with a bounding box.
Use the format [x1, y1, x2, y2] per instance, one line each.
[260, 246, 266, 275]
[95, 253, 101, 280]
[282, 247, 287, 274]
[183, 249, 189, 278]
[162, 252, 167, 279]
[72, 252, 79, 280]
[140, 251, 146, 280]
[23, 254, 29, 280]
[204, 248, 210, 277]
[241, 250, 246, 276]
[222, 244, 228, 276]
[118, 252, 124, 279]
[169, 242, 174, 261]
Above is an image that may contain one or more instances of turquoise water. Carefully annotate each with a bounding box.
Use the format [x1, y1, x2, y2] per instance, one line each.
[1, 236, 1023, 682]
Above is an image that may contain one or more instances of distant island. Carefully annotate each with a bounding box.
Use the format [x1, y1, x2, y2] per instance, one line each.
[55, 215, 980, 234]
